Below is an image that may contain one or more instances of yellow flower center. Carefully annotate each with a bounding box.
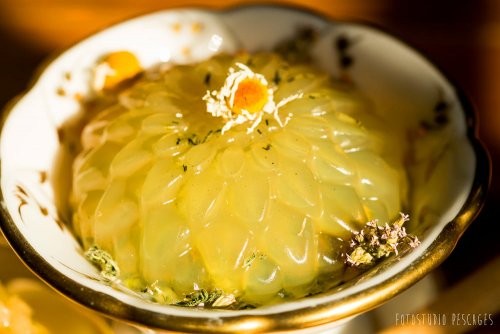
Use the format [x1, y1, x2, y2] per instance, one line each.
[231, 78, 269, 115]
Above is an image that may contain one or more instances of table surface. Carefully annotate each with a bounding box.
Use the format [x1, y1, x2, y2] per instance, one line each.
[0, 1, 498, 332]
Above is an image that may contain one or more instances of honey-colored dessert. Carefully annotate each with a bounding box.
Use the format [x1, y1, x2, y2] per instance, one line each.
[71, 52, 407, 307]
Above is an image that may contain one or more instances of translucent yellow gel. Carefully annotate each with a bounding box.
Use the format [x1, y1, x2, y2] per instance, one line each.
[71, 53, 407, 306]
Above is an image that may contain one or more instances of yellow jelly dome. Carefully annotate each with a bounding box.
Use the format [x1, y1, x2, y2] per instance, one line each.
[71, 52, 407, 306]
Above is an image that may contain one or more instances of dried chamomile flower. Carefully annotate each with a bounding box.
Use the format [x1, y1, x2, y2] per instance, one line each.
[85, 245, 120, 280]
[203, 62, 302, 133]
[345, 213, 420, 267]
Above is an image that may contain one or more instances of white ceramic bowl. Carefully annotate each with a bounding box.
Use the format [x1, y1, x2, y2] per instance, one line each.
[0, 5, 489, 333]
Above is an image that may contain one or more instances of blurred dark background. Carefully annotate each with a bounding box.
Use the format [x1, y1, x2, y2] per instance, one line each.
[0, 0, 498, 332]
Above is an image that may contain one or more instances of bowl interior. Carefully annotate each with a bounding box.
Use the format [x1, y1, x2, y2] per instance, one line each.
[0, 5, 484, 332]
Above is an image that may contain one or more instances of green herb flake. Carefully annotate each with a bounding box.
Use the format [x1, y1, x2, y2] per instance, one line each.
[204, 72, 211, 86]
[273, 70, 282, 85]
[202, 129, 214, 143]
[243, 252, 257, 269]
[85, 245, 120, 280]
[243, 251, 267, 269]
[182, 164, 188, 172]
[176, 289, 211, 307]
[187, 135, 199, 146]
[176, 287, 235, 308]
[181, 129, 220, 146]
[262, 144, 272, 151]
